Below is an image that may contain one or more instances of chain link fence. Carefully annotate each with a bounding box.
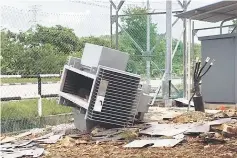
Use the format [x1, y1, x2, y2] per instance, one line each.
[1, 1, 184, 133]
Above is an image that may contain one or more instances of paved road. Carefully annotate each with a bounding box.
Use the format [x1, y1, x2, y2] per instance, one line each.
[0, 79, 182, 98]
[0, 83, 59, 98]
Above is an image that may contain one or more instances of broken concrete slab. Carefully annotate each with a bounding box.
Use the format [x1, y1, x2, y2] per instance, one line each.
[29, 128, 45, 135]
[184, 123, 210, 134]
[36, 134, 62, 144]
[140, 123, 195, 136]
[1, 148, 44, 158]
[173, 134, 185, 139]
[14, 131, 32, 139]
[1, 137, 16, 144]
[208, 118, 232, 126]
[0, 143, 13, 149]
[32, 132, 54, 141]
[19, 148, 44, 157]
[14, 140, 33, 148]
[1, 152, 24, 158]
[123, 139, 183, 148]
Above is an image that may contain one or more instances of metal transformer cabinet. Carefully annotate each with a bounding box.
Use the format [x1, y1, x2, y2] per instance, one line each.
[59, 43, 151, 131]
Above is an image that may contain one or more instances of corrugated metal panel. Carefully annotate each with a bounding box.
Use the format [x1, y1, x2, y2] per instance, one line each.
[87, 66, 141, 127]
[175, 1, 237, 22]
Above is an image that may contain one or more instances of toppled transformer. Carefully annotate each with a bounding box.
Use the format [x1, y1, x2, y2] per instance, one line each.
[59, 43, 151, 131]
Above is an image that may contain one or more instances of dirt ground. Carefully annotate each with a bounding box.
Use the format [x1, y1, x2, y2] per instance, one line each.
[43, 138, 237, 158]
[2, 107, 237, 158]
[42, 108, 237, 158]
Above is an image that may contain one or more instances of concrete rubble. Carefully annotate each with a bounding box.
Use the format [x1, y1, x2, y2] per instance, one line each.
[1, 107, 237, 157]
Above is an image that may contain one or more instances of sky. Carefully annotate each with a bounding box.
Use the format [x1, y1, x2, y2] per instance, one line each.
[0, 0, 233, 44]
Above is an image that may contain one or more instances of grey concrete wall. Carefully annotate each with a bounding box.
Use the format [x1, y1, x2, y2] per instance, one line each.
[200, 34, 236, 103]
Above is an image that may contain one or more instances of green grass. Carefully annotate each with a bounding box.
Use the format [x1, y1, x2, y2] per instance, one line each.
[1, 98, 72, 120]
[1, 77, 60, 84]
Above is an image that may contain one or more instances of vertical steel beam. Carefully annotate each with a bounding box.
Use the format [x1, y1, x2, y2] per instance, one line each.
[187, 19, 192, 102]
[110, 3, 113, 47]
[150, 29, 184, 105]
[183, 0, 188, 99]
[188, 20, 195, 111]
[110, 0, 125, 50]
[115, 9, 119, 49]
[146, 0, 151, 85]
[163, 0, 172, 106]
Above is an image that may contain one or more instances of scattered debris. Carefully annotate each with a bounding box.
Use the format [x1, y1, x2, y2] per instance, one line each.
[224, 109, 237, 117]
[14, 131, 32, 139]
[1, 137, 16, 144]
[174, 98, 194, 107]
[212, 111, 229, 118]
[61, 136, 77, 147]
[51, 123, 76, 135]
[172, 111, 207, 123]
[36, 134, 63, 144]
[208, 118, 232, 126]
[119, 128, 139, 141]
[184, 123, 210, 134]
[0, 130, 62, 157]
[200, 132, 226, 144]
[1, 107, 237, 158]
[123, 139, 183, 148]
[1, 148, 45, 158]
[140, 123, 194, 136]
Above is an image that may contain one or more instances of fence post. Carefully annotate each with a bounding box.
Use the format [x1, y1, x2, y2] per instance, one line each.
[37, 74, 42, 117]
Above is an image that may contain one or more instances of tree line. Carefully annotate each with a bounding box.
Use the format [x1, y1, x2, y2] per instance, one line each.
[1, 7, 201, 77]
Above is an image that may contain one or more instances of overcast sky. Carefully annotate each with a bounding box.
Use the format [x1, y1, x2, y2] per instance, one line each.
[1, 0, 232, 44]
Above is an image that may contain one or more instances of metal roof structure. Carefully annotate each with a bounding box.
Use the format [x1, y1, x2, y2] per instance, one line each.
[175, 0, 237, 23]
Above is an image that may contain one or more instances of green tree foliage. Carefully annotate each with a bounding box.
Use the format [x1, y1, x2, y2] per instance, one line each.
[1, 30, 25, 74]
[120, 7, 157, 54]
[0, 26, 110, 75]
[1, 7, 201, 77]
[1, 27, 71, 75]
[119, 7, 159, 75]
[118, 6, 201, 77]
[20, 25, 80, 53]
[119, 7, 186, 77]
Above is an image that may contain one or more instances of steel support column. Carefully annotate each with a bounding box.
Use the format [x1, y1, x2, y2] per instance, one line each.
[146, 0, 151, 85]
[110, 0, 125, 50]
[187, 19, 192, 103]
[110, 3, 113, 47]
[163, 0, 172, 106]
[183, 0, 188, 99]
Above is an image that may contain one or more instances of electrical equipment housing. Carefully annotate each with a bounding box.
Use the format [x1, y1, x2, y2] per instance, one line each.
[59, 43, 151, 131]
